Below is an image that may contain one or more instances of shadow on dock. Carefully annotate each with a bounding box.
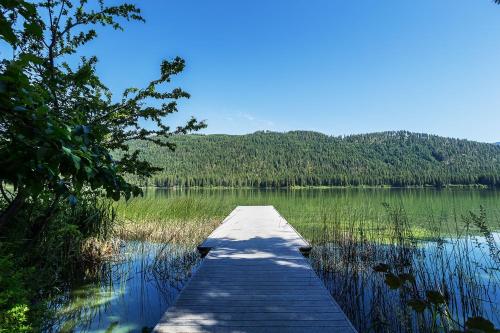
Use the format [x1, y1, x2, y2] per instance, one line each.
[153, 206, 356, 333]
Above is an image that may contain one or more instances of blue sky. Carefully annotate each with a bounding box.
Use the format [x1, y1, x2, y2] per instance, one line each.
[12, 1, 500, 141]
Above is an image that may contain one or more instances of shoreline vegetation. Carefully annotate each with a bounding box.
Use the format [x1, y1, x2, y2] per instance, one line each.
[3, 184, 500, 331]
[136, 184, 493, 190]
[1, 1, 500, 332]
[50, 189, 500, 332]
[112, 189, 500, 244]
[0, 1, 205, 331]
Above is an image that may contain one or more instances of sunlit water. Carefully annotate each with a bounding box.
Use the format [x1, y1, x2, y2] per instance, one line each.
[313, 232, 500, 332]
[46, 188, 500, 332]
[47, 242, 201, 333]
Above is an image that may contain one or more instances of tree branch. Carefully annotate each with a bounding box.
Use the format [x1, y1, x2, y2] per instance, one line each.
[0, 182, 13, 205]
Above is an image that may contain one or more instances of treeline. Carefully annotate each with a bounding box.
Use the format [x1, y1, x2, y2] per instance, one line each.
[122, 131, 500, 188]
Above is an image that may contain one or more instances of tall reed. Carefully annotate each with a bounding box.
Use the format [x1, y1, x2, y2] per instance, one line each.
[309, 204, 500, 332]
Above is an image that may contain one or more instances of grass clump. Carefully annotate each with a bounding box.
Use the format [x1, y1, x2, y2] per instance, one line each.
[37, 189, 500, 332]
[113, 196, 229, 245]
[0, 192, 118, 332]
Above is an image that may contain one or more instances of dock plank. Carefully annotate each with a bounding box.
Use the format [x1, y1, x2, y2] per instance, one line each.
[153, 206, 356, 333]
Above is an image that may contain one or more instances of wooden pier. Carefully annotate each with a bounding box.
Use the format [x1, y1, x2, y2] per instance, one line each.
[153, 206, 356, 333]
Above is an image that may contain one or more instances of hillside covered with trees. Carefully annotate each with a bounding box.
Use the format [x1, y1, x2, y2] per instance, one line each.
[124, 131, 500, 188]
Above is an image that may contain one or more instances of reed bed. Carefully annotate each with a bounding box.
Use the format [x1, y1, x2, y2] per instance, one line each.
[71, 190, 499, 332]
[114, 219, 219, 246]
[111, 188, 498, 245]
[46, 242, 202, 332]
[308, 204, 500, 332]
[113, 196, 228, 245]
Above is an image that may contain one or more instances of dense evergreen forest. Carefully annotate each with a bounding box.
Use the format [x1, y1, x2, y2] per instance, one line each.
[122, 131, 500, 188]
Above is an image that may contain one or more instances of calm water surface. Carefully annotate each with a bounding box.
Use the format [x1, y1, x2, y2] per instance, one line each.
[48, 242, 201, 333]
[48, 188, 500, 332]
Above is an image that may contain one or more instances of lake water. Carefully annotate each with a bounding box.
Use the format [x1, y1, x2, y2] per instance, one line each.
[46, 188, 500, 332]
[47, 242, 201, 333]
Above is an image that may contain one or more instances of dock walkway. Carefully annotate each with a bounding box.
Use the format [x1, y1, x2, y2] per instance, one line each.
[153, 206, 356, 333]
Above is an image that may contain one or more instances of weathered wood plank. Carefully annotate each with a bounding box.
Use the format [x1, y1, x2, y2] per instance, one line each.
[163, 312, 348, 321]
[153, 206, 356, 333]
[160, 320, 351, 327]
[155, 326, 355, 333]
[166, 306, 341, 313]
[174, 300, 339, 307]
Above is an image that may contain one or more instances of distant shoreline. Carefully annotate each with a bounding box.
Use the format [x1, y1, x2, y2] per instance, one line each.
[123, 131, 500, 189]
[139, 184, 493, 190]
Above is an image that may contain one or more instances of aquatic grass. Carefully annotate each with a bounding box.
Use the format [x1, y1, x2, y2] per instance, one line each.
[43, 189, 500, 332]
[110, 191, 500, 331]
[308, 203, 500, 332]
[112, 189, 500, 246]
[115, 195, 232, 221]
[45, 242, 201, 332]
[115, 219, 220, 246]
[113, 196, 227, 245]
[80, 237, 121, 265]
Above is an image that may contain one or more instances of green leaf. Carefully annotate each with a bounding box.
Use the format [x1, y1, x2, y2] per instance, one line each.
[407, 299, 427, 313]
[20, 1, 37, 16]
[465, 316, 498, 333]
[19, 53, 43, 65]
[84, 166, 94, 178]
[0, 0, 20, 10]
[384, 273, 402, 289]
[71, 154, 81, 170]
[61, 146, 81, 170]
[398, 273, 415, 283]
[0, 15, 17, 44]
[425, 290, 446, 305]
[62, 146, 72, 155]
[24, 21, 43, 38]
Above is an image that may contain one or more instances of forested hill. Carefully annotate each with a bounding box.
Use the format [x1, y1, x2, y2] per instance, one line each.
[123, 131, 500, 188]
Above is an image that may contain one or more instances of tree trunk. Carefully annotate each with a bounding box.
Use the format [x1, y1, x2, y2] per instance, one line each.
[0, 191, 26, 233]
[29, 194, 61, 241]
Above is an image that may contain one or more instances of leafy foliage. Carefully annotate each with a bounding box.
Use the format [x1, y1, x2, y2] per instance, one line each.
[0, 0, 203, 330]
[123, 131, 500, 188]
[0, 0, 204, 230]
[373, 263, 499, 332]
[463, 317, 499, 333]
[0, 254, 31, 333]
[0, 305, 31, 333]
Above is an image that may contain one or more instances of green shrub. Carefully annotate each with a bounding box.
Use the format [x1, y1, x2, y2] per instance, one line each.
[0, 254, 32, 333]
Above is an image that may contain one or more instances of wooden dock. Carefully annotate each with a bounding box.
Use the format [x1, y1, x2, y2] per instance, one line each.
[153, 206, 356, 333]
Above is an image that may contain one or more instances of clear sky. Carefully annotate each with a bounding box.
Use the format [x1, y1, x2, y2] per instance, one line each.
[36, 1, 500, 141]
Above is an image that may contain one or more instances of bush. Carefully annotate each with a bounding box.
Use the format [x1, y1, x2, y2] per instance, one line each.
[0, 254, 32, 333]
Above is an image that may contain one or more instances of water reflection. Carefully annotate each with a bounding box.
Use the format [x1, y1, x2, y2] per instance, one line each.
[141, 187, 500, 232]
[312, 232, 500, 332]
[46, 242, 200, 333]
[47, 188, 500, 332]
